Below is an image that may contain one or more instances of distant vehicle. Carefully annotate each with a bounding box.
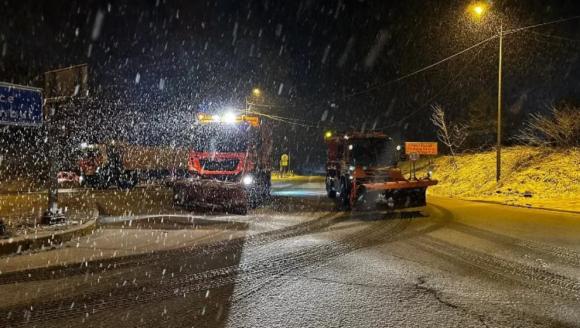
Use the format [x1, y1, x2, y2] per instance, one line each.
[172, 112, 272, 214]
[77, 142, 188, 189]
[56, 171, 80, 186]
[324, 131, 437, 210]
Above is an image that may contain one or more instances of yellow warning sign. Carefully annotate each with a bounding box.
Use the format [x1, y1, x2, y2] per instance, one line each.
[405, 142, 438, 155]
[280, 154, 289, 167]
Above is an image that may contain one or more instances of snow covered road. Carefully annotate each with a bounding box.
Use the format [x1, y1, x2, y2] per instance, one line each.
[1, 181, 579, 327]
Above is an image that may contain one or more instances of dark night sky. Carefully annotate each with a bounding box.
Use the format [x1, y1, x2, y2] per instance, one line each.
[1, 0, 580, 170]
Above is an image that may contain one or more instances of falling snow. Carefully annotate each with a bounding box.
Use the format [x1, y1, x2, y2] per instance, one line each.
[0, 1, 579, 326]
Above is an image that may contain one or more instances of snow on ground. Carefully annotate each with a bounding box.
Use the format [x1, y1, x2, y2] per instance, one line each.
[416, 146, 580, 212]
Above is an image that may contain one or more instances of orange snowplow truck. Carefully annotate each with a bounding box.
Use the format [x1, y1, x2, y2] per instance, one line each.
[324, 131, 437, 210]
[172, 112, 272, 214]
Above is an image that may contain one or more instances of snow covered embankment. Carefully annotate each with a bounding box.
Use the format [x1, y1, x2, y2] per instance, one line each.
[425, 147, 580, 212]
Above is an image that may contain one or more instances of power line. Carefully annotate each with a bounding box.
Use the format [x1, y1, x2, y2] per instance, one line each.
[248, 110, 318, 128]
[503, 15, 580, 36]
[305, 14, 580, 117]
[377, 40, 491, 130]
[331, 15, 580, 102]
[342, 35, 498, 99]
[529, 31, 580, 44]
[247, 109, 310, 123]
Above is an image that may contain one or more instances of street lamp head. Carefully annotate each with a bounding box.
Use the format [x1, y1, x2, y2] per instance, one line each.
[467, 2, 489, 20]
[252, 88, 262, 97]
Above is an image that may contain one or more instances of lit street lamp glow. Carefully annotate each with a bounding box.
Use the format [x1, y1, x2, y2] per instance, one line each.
[252, 88, 262, 97]
[468, 2, 488, 19]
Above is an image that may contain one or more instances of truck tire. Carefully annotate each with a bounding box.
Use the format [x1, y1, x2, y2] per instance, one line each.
[232, 204, 248, 215]
[118, 172, 138, 190]
[326, 175, 337, 198]
[250, 173, 270, 207]
[262, 173, 271, 199]
[337, 177, 352, 211]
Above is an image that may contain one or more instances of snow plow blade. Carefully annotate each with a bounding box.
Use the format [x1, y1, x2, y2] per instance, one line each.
[361, 179, 438, 191]
[358, 179, 438, 209]
[173, 180, 248, 213]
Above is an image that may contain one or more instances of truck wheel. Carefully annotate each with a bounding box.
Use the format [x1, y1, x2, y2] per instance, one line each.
[173, 191, 184, 206]
[232, 205, 248, 215]
[118, 172, 138, 190]
[326, 175, 337, 199]
[96, 179, 109, 190]
[251, 174, 270, 206]
[255, 174, 269, 199]
[337, 178, 352, 211]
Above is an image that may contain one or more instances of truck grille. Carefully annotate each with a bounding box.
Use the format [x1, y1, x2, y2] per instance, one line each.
[199, 159, 239, 171]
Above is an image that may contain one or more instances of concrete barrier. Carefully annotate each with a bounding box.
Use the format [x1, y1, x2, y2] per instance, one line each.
[0, 219, 97, 256]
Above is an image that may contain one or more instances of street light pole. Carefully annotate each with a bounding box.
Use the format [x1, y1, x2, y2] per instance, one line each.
[496, 22, 503, 182]
[467, 3, 503, 182]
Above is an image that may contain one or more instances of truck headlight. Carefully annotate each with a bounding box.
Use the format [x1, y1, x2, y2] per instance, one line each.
[242, 175, 254, 186]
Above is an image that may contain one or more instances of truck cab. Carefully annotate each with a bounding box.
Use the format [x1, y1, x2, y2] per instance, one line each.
[173, 112, 272, 213]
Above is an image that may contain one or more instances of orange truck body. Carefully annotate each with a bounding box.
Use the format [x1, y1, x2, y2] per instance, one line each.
[324, 131, 437, 210]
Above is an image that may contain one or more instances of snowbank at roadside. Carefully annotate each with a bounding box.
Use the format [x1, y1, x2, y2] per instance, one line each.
[421, 146, 580, 212]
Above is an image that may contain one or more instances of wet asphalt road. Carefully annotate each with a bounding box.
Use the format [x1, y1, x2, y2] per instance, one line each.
[1, 180, 580, 327]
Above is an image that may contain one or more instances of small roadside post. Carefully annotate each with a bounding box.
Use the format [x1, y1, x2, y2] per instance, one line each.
[408, 153, 420, 180]
[404, 142, 438, 180]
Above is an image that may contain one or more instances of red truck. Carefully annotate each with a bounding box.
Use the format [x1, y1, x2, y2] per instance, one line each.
[325, 131, 437, 210]
[172, 112, 272, 214]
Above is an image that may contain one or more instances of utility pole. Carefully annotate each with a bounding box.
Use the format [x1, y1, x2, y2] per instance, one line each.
[496, 22, 503, 182]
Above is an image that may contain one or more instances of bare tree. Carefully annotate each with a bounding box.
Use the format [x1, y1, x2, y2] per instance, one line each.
[517, 104, 580, 148]
[430, 104, 469, 167]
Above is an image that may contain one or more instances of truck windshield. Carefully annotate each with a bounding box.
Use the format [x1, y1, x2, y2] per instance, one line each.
[192, 124, 255, 153]
[349, 139, 394, 166]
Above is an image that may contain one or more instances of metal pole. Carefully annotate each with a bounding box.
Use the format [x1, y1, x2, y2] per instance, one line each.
[496, 23, 503, 182]
[48, 104, 58, 210]
[43, 102, 64, 224]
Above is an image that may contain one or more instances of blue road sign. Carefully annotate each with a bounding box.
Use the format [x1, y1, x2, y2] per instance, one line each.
[0, 82, 43, 126]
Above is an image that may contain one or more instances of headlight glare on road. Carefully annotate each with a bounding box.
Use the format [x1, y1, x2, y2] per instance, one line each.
[242, 175, 254, 186]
